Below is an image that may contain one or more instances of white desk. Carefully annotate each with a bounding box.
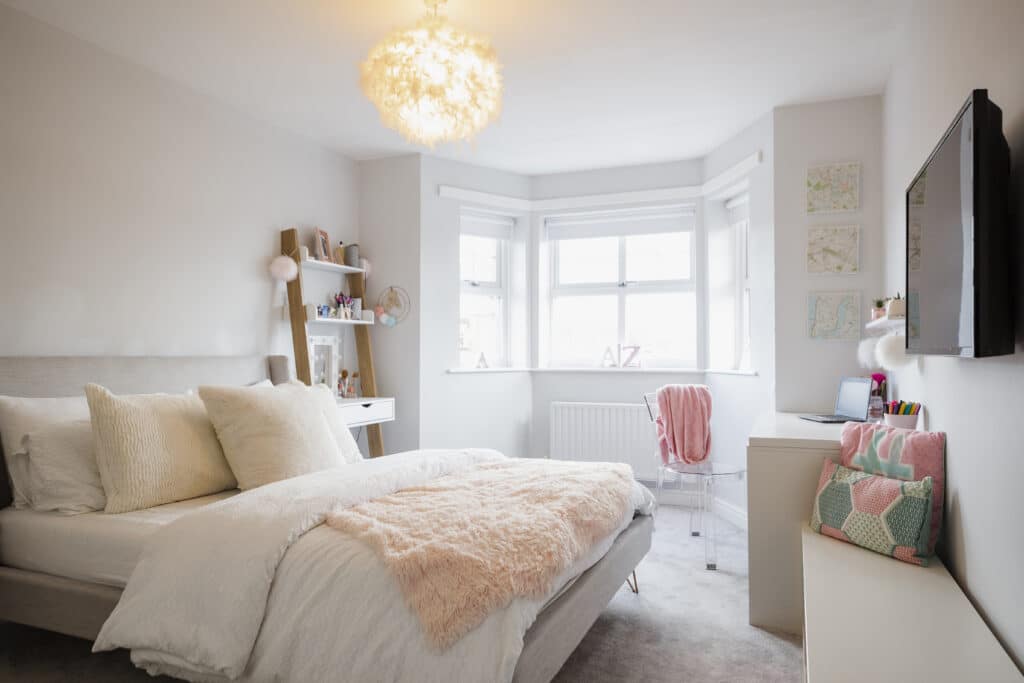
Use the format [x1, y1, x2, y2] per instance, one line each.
[746, 412, 843, 635]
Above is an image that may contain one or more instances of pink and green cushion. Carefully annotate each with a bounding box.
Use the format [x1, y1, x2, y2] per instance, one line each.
[840, 422, 945, 555]
[810, 460, 934, 565]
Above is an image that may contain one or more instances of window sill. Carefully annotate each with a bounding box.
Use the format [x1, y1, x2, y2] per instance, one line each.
[532, 367, 704, 375]
[446, 368, 531, 374]
[704, 368, 759, 377]
[446, 367, 758, 376]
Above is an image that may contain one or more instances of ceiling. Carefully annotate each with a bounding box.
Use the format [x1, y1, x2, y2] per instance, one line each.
[4, 0, 908, 175]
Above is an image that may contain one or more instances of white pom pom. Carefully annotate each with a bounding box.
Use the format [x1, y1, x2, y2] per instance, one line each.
[875, 333, 911, 369]
[360, 257, 372, 281]
[269, 255, 298, 282]
[857, 337, 879, 368]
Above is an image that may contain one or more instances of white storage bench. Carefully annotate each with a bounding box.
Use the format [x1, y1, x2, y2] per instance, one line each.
[801, 526, 1022, 682]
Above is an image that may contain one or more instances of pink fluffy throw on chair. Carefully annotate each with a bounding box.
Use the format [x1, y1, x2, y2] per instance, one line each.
[656, 384, 712, 465]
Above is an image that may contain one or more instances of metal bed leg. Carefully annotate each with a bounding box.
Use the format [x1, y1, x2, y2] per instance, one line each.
[625, 570, 639, 594]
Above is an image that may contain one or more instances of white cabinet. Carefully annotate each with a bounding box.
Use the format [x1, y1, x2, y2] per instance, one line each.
[337, 397, 395, 428]
[746, 412, 842, 635]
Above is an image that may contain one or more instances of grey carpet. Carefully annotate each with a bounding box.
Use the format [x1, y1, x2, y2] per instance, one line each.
[554, 506, 801, 682]
[0, 506, 801, 682]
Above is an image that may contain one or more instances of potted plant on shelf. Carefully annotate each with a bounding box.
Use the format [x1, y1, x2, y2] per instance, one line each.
[871, 298, 888, 321]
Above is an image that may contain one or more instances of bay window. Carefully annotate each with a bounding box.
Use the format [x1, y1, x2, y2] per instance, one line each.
[545, 206, 697, 368]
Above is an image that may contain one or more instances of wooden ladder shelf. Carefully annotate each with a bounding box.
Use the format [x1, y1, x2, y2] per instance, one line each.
[281, 227, 384, 457]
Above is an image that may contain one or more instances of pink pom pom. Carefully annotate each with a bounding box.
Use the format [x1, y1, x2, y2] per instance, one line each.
[268, 255, 298, 282]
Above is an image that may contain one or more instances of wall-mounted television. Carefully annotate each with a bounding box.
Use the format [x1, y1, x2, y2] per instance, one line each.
[906, 89, 1013, 357]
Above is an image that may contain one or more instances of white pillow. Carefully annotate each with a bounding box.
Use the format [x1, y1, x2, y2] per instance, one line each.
[199, 383, 345, 490]
[27, 419, 105, 514]
[304, 383, 364, 464]
[0, 395, 89, 508]
[86, 384, 237, 513]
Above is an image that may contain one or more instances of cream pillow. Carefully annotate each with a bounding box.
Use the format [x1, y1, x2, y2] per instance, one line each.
[27, 419, 106, 514]
[199, 383, 344, 490]
[304, 383, 364, 464]
[0, 395, 89, 508]
[86, 384, 237, 513]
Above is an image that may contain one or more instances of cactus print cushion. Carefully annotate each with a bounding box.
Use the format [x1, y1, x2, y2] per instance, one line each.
[810, 460, 934, 566]
[840, 422, 945, 555]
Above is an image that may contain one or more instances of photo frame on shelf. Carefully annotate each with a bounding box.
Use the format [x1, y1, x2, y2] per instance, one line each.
[308, 335, 341, 395]
[313, 228, 333, 262]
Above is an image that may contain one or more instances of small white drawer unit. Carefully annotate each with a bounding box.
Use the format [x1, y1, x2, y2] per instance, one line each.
[336, 397, 395, 427]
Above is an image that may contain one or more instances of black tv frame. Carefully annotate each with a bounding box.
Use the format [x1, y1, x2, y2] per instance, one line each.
[905, 89, 1013, 358]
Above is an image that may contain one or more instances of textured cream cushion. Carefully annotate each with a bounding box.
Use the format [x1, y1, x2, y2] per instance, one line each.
[0, 395, 89, 508]
[27, 419, 106, 514]
[86, 384, 237, 513]
[199, 383, 344, 490]
[304, 383, 364, 464]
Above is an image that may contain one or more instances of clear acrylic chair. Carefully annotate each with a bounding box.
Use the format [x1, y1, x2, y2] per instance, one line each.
[643, 392, 744, 570]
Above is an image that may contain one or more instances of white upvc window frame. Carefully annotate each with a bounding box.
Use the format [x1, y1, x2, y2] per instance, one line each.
[545, 204, 699, 369]
[459, 211, 513, 369]
[726, 193, 751, 371]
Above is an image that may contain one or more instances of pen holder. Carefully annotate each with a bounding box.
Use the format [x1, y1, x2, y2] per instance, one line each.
[884, 413, 919, 430]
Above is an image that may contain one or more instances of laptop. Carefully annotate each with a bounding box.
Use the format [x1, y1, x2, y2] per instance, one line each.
[800, 377, 872, 423]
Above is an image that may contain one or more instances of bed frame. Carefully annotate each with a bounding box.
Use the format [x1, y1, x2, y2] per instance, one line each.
[0, 355, 653, 683]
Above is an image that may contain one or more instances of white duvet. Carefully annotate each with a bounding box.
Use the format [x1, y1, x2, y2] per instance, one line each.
[93, 449, 655, 682]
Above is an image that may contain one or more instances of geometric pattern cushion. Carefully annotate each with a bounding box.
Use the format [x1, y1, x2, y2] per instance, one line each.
[840, 422, 945, 556]
[810, 459, 933, 566]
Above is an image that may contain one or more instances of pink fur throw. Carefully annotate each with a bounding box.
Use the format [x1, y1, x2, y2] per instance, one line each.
[326, 459, 635, 649]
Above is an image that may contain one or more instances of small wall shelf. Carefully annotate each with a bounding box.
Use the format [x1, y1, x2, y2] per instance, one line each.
[301, 258, 364, 275]
[865, 316, 906, 335]
[307, 316, 374, 326]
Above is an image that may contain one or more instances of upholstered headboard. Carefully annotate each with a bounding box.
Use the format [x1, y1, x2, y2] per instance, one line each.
[0, 355, 292, 508]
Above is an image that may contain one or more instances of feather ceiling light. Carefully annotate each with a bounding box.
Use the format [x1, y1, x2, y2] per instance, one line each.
[360, 0, 502, 147]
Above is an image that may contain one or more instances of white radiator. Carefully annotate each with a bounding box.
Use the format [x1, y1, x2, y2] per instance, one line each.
[549, 401, 659, 481]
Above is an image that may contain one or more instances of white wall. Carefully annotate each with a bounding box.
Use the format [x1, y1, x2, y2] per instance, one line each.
[702, 113, 775, 511]
[882, 0, 1024, 667]
[356, 155, 422, 454]
[418, 156, 533, 456]
[0, 4, 357, 359]
[772, 96, 883, 412]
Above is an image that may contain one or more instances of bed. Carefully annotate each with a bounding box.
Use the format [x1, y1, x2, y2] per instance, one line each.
[0, 355, 653, 682]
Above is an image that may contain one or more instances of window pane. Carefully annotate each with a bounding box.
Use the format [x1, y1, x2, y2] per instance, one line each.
[625, 232, 690, 281]
[459, 293, 503, 368]
[708, 223, 736, 368]
[550, 295, 617, 365]
[460, 235, 498, 283]
[557, 237, 618, 285]
[740, 288, 752, 370]
[624, 292, 696, 367]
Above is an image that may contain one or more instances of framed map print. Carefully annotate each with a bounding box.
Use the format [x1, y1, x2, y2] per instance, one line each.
[808, 290, 861, 341]
[806, 162, 860, 213]
[807, 225, 859, 274]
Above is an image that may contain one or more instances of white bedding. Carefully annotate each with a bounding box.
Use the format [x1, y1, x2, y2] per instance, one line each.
[93, 449, 655, 682]
[0, 491, 238, 586]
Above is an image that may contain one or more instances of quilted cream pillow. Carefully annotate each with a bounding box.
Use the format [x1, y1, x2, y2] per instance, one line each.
[199, 383, 344, 490]
[85, 384, 237, 513]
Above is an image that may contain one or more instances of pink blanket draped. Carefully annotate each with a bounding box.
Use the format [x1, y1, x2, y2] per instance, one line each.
[656, 384, 712, 465]
[326, 459, 635, 650]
